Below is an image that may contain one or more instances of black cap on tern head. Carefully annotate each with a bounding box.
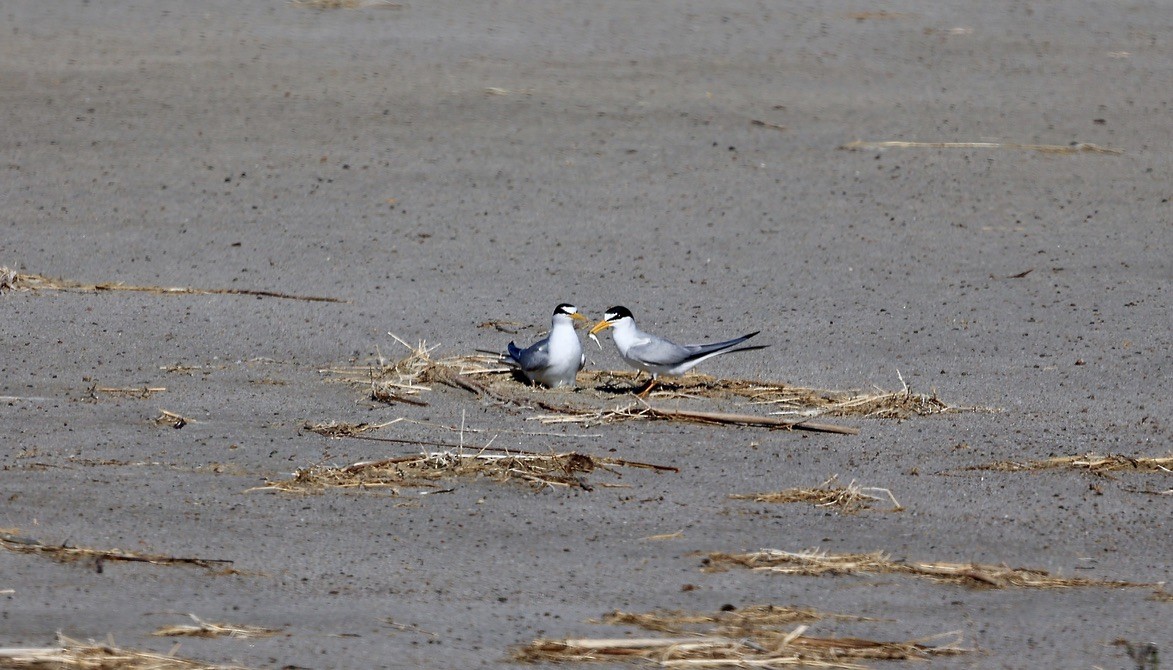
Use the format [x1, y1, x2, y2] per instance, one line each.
[603, 306, 633, 321]
[553, 303, 578, 316]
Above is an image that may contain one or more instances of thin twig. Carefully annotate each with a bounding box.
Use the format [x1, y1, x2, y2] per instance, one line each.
[840, 139, 1123, 155]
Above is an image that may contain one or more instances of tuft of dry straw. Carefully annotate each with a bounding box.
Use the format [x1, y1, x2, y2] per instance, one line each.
[597, 604, 869, 634]
[515, 618, 969, 667]
[703, 548, 1155, 589]
[152, 614, 280, 639]
[0, 532, 237, 574]
[255, 449, 677, 494]
[155, 410, 190, 429]
[302, 419, 398, 438]
[0, 266, 19, 293]
[92, 386, 166, 398]
[2, 268, 342, 302]
[730, 475, 902, 514]
[0, 633, 254, 669]
[969, 453, 1173, 475]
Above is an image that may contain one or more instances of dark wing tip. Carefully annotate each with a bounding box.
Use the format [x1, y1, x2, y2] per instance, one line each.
[506, 341, 523, 359]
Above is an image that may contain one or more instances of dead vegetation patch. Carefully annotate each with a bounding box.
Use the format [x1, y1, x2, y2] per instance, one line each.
[730, 476, 903, 514]
[0, 267, 342, 302]
[0, 634, 253, 669]
[967, 453, 1173, 475]
[0, 266, 17, 293]
[1148, 586, 1173, 603]
[515, 605, 968, 667]
[152, 614, 280, 639]
[255, 449, 676, 494]
[703, 548, 1154, 590]
[302, 419, 398, 438]
[155, 410, 190, 429]
[90, 385, 166, 399]
[0, 531, 238, 575]
[597, 605, 872, 634]
[322, 340, 974, 434]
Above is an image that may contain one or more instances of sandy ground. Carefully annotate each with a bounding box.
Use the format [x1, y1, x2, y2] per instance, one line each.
[2, 0, 1170, 668]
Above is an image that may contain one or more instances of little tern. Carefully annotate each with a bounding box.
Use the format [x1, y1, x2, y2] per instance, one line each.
[588, 305, 765, 395]
[503, 303, 588, 388]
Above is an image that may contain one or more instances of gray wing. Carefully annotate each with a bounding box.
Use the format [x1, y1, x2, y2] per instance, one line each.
[508, 337, 551, 373]
[626, 337, 695, 367]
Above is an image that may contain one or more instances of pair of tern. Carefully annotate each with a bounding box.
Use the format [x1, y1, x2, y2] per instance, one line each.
[502, 303, 765, 394]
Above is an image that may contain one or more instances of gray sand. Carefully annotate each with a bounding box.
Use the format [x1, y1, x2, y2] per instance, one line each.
[2, 1, 1169, 668]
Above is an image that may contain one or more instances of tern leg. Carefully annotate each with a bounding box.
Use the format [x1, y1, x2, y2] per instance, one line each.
[636, 377, 659, 397]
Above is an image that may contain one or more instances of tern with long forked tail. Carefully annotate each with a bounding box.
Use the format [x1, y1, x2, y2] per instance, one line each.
[588, 306, 765, 395]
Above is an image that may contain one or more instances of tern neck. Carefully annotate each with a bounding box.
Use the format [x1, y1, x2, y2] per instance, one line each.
[608, 318, 640, 355]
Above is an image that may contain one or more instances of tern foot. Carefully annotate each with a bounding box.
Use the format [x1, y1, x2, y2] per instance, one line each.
[635, 378, 659, 398]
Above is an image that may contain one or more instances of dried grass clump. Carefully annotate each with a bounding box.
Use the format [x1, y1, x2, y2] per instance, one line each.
[703, 548, 1154, 590]
[91, 385, 166, 398]
[2, 267, 340, 302]
[322, 337, 971, 434]
[0, 634, 253, 669]
[1145, 586, 1173, 603]
[514, 623, 968, 667]
[581, 370, 959, 420]
[970, 453, 1173, 475]
[730, 475, 902, 514]
[598, 604, 868, 634]
[323, 337, 507, 407]
[302, 420, 396, 438]
[0, 531, 237, 574]
[152, 614, 280, 639]
[155, 410, 190, 429]
[0, 266, 19, 292]
[256, 450, 675, 494]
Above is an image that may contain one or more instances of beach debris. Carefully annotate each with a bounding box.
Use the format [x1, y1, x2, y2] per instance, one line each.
[302, 419, 399, 438]
[255, 449, 677, 494]
[840, 140, 1123, 155]
[0, 531, 237, 575]
[703, 548, 1156, 589]
[322, 338, 970, 434]
[1, 268, 343, 302]
[154, 410, 190, 429]
[596, 604, 872, 633]
[0, 634, 254, 669]
[750, 119, 787, 132]
[89, 385, 167, 399]
[514, 604, 969, 666]
[0, 266, 18, 293]
[966, 453, 1172, 476]
[730, 475, 902, 514]
[1114, 639, 1161, 670]
[151, 614, 280, 639]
